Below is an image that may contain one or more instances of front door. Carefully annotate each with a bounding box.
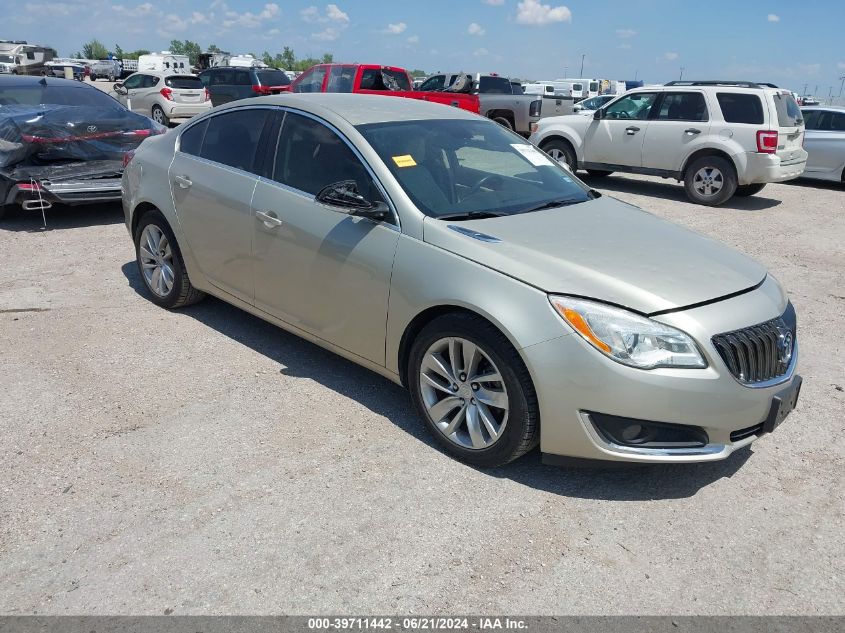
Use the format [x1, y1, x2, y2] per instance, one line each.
[583, 91, 659, 167]
[640, 91, 711, 171]
[251, 111, 399, 365]
[169, 108, 273, 303]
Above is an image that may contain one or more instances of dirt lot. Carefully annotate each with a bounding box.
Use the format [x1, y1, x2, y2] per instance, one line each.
[0, 174, 843, 615]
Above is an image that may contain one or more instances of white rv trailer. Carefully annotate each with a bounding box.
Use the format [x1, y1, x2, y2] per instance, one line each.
[137, 52, 190, 74]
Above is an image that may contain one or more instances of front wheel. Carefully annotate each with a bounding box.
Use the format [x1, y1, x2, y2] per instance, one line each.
[683, 155, 737, 206]
[134, 210, 205, 309]
[734, 183, 766, 197]
[540, 139, 577, 172]
[408, 313, 540, 467]
[151, 105, 170, 127]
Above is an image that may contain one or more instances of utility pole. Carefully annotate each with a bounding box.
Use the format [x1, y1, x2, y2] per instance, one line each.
[579, 54, 585, 78]
[564, 66, 568, 79]
[803, 83, 808, 96]
[634, 69, 639, 81]
[679, 67, 685, 81]
[839, 76, 844, 104]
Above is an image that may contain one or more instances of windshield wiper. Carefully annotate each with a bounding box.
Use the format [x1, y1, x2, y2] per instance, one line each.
[436, 210, 510, 221]
[516, 197, 588, 214]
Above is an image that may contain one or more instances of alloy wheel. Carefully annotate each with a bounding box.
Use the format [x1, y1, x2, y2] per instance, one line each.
[547, 148, 569, 166]
[693, 166, 724, 197]
[419, 337, 509, 450]
[152, 108, 164, 124]
[139, 224, 175, 297]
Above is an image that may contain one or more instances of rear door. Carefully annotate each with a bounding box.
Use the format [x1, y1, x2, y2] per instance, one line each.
[584, 91, 659, 166]
[641, 91, 711, 171]
[769, 90, 805, 166]
[169, 108, 273, 302]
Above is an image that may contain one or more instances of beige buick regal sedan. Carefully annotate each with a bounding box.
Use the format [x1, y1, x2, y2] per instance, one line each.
[122, 93, 801, 467]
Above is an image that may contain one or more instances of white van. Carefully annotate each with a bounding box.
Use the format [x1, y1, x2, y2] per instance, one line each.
[523, 83, 557, 97]
[137, 52, 190, 74]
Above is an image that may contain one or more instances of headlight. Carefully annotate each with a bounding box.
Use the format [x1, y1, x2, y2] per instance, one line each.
[549, 296, 707, 369]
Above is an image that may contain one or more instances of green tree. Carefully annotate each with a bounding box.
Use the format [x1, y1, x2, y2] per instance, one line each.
[321, 53, 333, 64]
[81, 39, 109, 60]
[409, 69, 428, 78]
[207, 43, 222, 53]
[261, 51, 274, 67]
[281, 46, 295, 70]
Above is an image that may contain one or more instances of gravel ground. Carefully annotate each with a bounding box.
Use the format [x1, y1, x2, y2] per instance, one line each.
[0, 173, 843, 616]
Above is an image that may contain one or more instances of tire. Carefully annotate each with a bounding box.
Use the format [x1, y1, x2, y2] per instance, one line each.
[540, 138, 577, 172]
[151, 105, 170, 127]
[683, 155, 737, 206]
[134, 210, 205, 309]
[586, 169, 614, 178]
[734, 183, 766, 197]
[408, 312, 540, 467]
[108, 74, 116, 83]
[492, 116, 514, 131]
[0, 204, 7, 222]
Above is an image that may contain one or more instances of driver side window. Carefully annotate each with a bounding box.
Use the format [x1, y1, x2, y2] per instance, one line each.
[604, 92, 658, 120]
[419, 75, 445, 91]
[123, 74, 143, 89]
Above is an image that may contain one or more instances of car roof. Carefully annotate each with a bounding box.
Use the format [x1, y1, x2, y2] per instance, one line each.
[0, 74, 91, 88]
[216, 93, 479, 126]
[133, 70, 199, 78]
[801, 105, 845, 111]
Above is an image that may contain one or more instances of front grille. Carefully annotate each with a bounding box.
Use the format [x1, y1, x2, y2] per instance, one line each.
[711, 302, 796, 385]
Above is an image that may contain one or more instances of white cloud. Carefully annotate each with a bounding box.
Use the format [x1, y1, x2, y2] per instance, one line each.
[482, 0, 505, 4]
[615, 28, 636, 38]
[384, 22, 407, 34]
[407, 35, 419, 44]
[516, 0, 571, 25]
[617, 43, 631, 50]
[223, 3, 280, 28]
[838, 62, 845, 70]
[473, 47, 489, 57]
[660, 51, 679, 61]
[112, 3, 156, 18]
[468, 22, 485, 35]
[767, 14, 780, 22]
[312, 26, 341, 41]
[302, 3, 348, 24]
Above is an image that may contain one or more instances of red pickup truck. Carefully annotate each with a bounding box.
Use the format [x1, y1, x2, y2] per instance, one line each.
[286, 64, 480, 114]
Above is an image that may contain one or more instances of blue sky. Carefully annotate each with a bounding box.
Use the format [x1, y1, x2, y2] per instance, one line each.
[11, 0, 845, 94]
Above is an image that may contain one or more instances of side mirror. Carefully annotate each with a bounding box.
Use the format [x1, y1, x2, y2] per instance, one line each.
[316, 180, 389, 221]
[113, 83, 127, 95]
[593, 109, 603, 120]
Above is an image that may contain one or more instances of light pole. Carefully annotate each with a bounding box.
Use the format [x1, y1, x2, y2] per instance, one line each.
[634, 69, 639, 81]
[564, 66, 568, 79]
[579, 54, 585, 78]
[839, 76, 845, 104]
[803, 83, 808, 97]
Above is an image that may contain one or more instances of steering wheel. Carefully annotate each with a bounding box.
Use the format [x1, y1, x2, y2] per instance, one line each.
[617, 110, 631, 119]
[462, 174, 503, 201]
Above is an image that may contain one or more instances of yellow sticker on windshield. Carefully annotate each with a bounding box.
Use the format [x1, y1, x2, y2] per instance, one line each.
[392, 154, 417, 168]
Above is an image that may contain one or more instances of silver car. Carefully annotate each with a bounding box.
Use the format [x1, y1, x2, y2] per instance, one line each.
[122, 94, 801, 467]
[801, 106, 845, 184]
[113, 71, 212, 126]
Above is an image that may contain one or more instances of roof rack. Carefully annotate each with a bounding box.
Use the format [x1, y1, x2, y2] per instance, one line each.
[664, 80, 764, 88]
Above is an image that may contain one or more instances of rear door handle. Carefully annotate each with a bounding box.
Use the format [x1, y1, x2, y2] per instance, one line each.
[255, 210, 283, 228]
[685, 128, 702, 135]
[625, 126, 640, 135]
[174, 175, 192, 189]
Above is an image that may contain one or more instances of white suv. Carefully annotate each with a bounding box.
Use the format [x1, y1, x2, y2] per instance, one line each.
[529, 81, 807, 205]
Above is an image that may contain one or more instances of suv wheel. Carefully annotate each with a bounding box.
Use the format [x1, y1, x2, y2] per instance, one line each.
[134, 210, 205, 309]
[683, 155, 737, 206]
[540, 139, 577, 172]
[408, 313, 540, 467]
[151, 105, 170, 127]
[735, 183, 766, 197]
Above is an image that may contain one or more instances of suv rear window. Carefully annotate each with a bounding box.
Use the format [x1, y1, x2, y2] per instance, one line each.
[165, 75, 203, 89]
[774, 93, 803, 127]
[255, 70, 290, 86]
[478, 76, 512, 94]
[716, 93, 764, 124]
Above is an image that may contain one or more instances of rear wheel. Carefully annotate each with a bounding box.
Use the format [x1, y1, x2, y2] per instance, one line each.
[540, 139, 577, 172]
[586, 169, 614, 178]
[134, 210, 205, 309]
[683, 155, 737, 206]
[734, 183, 766, 197]
[408, 313, 540, 467]
[151, 105, 170, 127]
[492, 116, 514, 131]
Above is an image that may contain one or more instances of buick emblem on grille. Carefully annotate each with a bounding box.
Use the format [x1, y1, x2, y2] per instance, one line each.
[779, 331, 794, 366]
[87, 125, 97, 133]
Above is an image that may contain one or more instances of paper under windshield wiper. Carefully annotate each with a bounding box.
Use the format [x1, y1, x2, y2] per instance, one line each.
[436, 210, 510, 221]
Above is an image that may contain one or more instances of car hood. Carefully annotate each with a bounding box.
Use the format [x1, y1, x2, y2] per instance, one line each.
[422, 197, 767, 315]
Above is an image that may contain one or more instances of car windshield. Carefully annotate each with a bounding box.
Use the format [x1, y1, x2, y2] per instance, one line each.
[357, 118, 592, 218]
[0, 84, 124, 109]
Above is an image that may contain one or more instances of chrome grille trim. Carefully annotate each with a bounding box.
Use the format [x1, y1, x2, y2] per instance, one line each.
[711, 303, 796, 387]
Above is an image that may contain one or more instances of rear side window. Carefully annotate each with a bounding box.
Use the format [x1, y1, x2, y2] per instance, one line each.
[815, 111, 845, 132]
[210, 69, 234, 85]
[179, 119, 208, 156]
[234, 70, 252, 86]
[165, 75, 203, 89]
[774, 93, 803, 127]
[717, 93, 764, 124]
[200, 109, 270, 173]
[802, 110, 822, 130]
[656, 92, 708, 121]
[478, 76, 512, 94]
[359, 69, 411, 91]
[293, 66, 327, 93]
[255, 70, 290, 86]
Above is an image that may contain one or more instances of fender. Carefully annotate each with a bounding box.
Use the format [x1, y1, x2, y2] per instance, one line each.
[531, 116, 592, 163]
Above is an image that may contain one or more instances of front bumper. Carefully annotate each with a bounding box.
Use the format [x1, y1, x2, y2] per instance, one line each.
[523, 276, 800, 463]
[741, 150, 807, 184]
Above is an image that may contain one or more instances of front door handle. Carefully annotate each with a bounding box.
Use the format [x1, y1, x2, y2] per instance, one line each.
[255, 210, 283, 228]
[625, 126, 640, 135]
[174, 175, 192, 189]
[685, 128, 702, 135]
